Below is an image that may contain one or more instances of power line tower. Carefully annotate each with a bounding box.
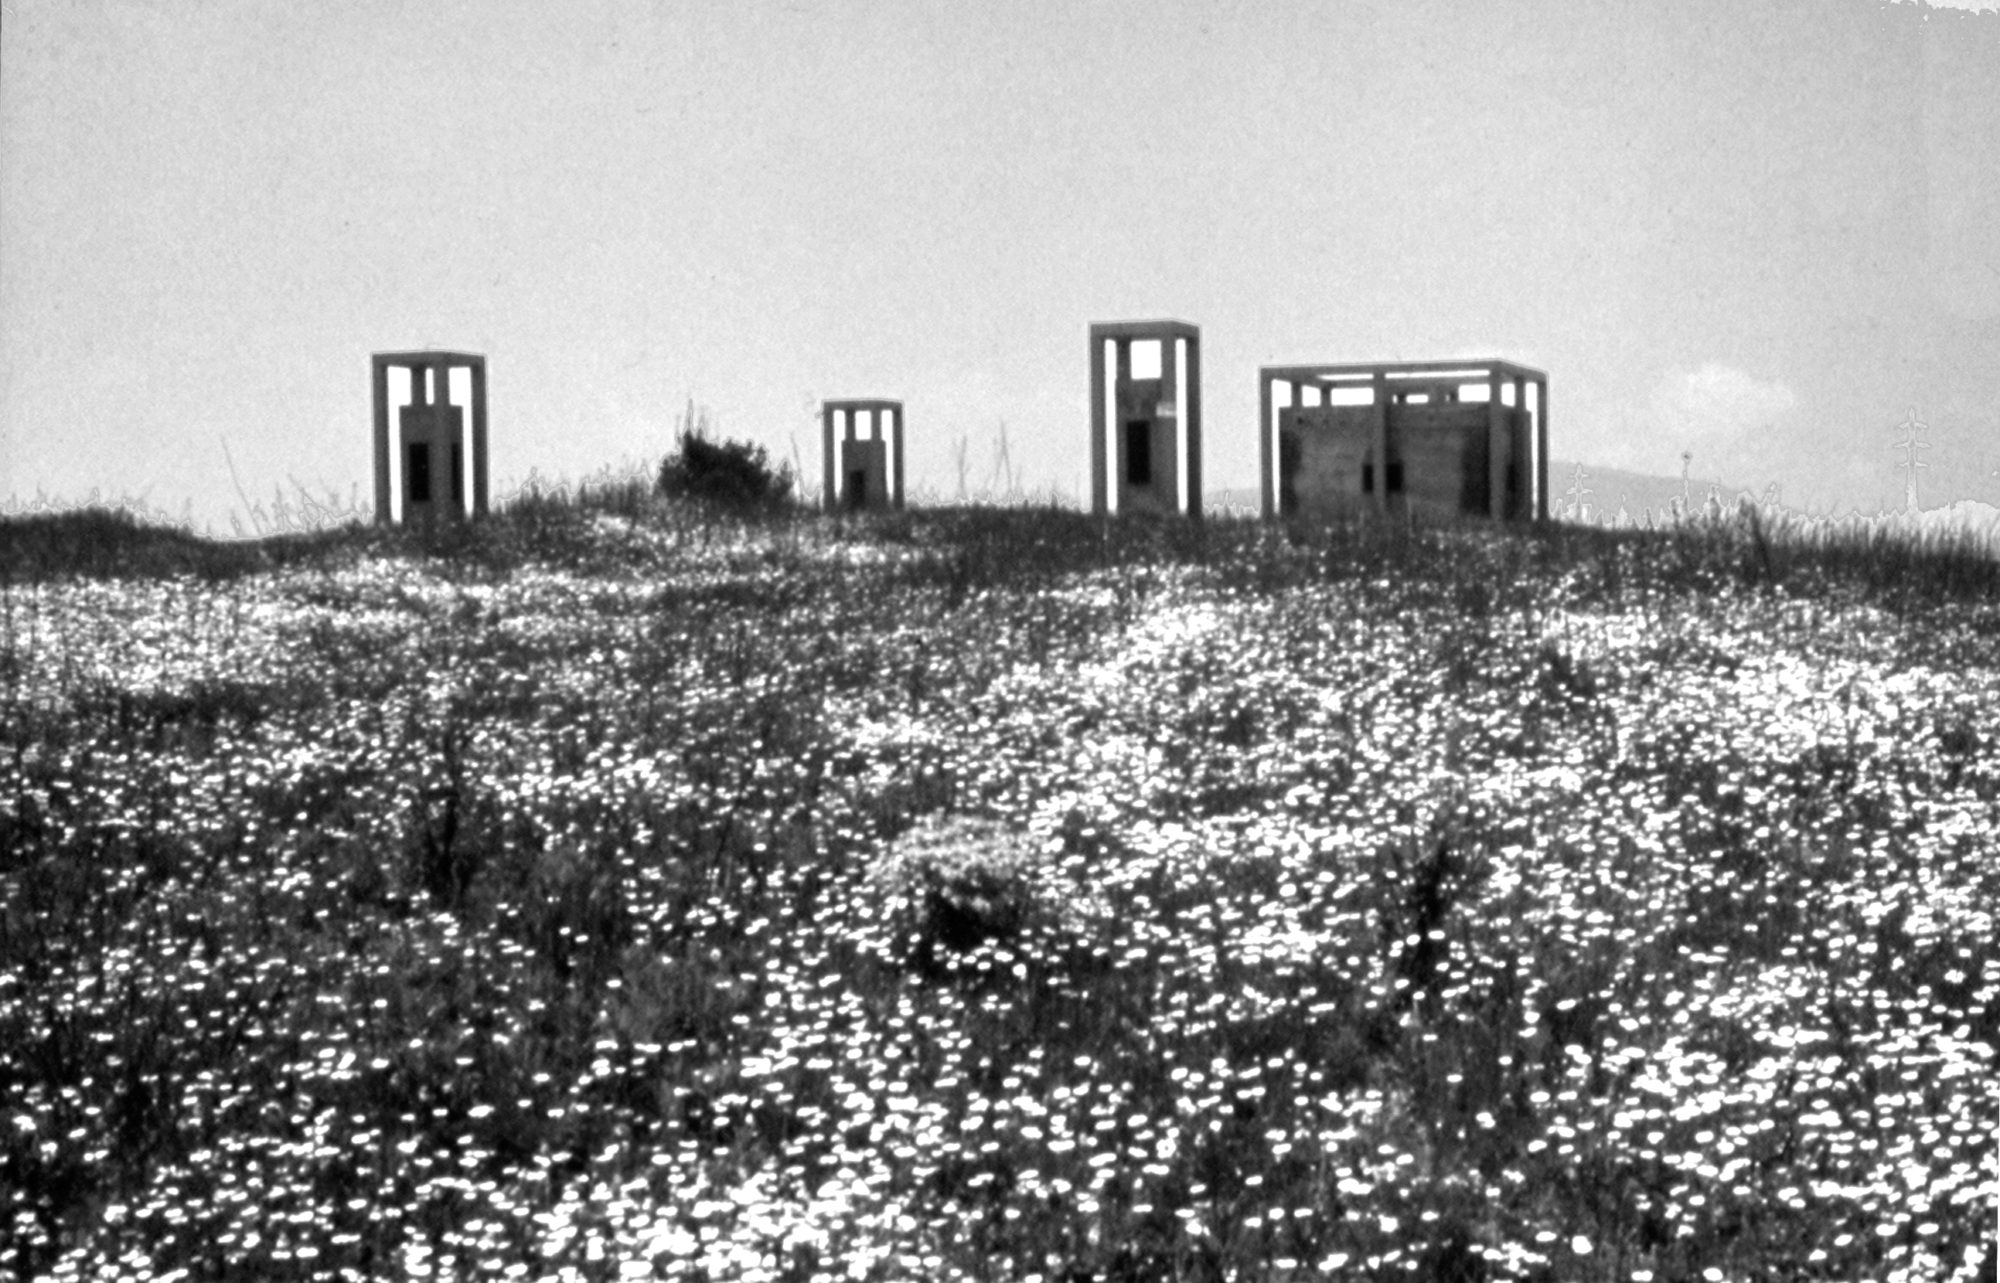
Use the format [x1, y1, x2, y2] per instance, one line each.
[1562, 461, 1593, 522]
[1891, 406, 1930, 513]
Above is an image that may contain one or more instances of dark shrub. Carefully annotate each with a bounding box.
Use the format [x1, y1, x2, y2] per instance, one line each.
[656, 424, 793, 511]
[865, 815, 1048, 983]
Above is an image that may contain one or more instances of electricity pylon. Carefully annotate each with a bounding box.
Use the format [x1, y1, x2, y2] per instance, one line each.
[1891, 406, 1930, 513]
[1562, 462, 1593, 522]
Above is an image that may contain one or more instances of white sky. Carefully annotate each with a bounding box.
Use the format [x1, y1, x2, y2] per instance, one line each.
[3, 0, 1996, 527]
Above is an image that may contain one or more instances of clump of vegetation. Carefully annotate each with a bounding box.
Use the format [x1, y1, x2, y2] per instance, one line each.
[0, 504, 357, 581]
[1, 496, 1995, 1282]
[656, 408, 793, 512]
[864, 814, 1063, 982]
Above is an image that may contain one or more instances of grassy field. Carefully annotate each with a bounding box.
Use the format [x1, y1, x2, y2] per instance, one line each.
[2, 494, 1996, 1282]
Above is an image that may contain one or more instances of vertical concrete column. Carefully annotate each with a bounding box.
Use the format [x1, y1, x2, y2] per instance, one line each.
[891, 404, 905, 510]
[840, 409, 855, 509]
[1183, 333, 1202, 522]
[1511, 374, 1527, 522]
[1370, 370, 1390, 513]
[1089, 335, 1108, 515]
[1120, 339, 1136, 515]
[470, 358, 489, 518]
[1487, 368, 1507, 520]
[372, 356, 392, 525]
[1535, 379, 1550, 523]
[1159, 339, 1179, 511]
[821, 404, 837, 510]
[1113, 339, 1131, 515]
[1258, 369, 1277, 520]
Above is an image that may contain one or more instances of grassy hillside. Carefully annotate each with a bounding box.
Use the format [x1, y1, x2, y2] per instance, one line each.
[2, 497, 1996, 1282]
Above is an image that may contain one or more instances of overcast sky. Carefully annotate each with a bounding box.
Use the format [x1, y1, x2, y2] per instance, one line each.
[3, 0, 1996, 529]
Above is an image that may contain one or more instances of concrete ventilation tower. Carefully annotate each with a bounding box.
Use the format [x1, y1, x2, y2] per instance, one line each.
[822, 400, 905, 511]
[373, 351, 488, 526]
[1090, 320, 1203, 519]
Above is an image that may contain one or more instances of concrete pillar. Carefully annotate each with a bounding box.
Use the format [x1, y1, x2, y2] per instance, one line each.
[1536, 379, 1549, 523]
[372, 357, 392, 524]
[1183, 334, 1202, 522]
[471, 357, 489, 518]
[1113, 339, 1132, 514]
[821, 404, 837, 510]
[1089, 337, 1109, 516]
[1259, 369, 1278, 520]
[1488, 369, 1507, 520]
[891, 404, 905, 510]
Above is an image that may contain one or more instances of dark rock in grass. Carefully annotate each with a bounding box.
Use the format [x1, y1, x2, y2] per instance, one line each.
[1418, 1219, 1489, 1283]
[865, 814, 1056, 983]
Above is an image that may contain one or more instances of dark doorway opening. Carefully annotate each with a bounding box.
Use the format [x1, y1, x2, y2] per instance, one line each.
[1364, 460, 1405, 495]
[1125, 420, 1153, 487]
[407, 443, 432, 505]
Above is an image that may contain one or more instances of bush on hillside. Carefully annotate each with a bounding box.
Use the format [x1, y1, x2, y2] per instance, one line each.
[656, 425, 793, 511]
[865, 815, 1096, 986]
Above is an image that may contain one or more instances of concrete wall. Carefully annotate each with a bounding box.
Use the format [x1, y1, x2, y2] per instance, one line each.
[842, 438, 889, 511]
[1280, 403, 1528, 520]
[1278, 406, 1373, 517]
[398, 403, 465, 526]
[1396, 405, 1489, 518]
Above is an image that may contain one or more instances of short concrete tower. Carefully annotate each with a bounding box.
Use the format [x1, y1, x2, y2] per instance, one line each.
[373, 351, 488, 526]
[822, 399, 905, 512]
[1090, 320, 1202, 518]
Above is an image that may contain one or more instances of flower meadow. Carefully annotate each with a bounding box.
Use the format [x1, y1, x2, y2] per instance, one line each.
[2, 502, 1996, 1282]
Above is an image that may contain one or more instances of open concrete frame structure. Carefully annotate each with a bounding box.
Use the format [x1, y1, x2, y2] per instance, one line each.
[1090, 320, 1203, 519]
[372, 351, 489, 526]
[1257, 358, 1547, 523]
[821, 399, 905, 511]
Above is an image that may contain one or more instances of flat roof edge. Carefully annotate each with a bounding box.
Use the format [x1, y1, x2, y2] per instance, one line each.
[372, 351, 486, 365]
[1261, 358, 1547, 381]
[1089, 320, 1201, 339]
